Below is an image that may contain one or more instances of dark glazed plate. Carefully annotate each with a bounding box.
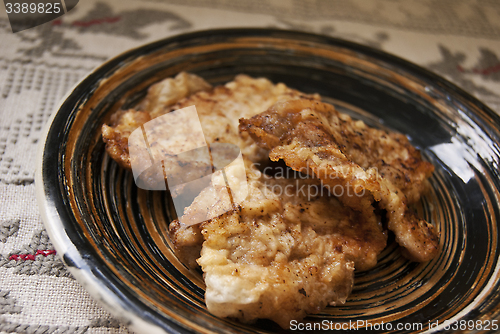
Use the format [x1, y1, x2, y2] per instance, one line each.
[36, 29, 500, 333]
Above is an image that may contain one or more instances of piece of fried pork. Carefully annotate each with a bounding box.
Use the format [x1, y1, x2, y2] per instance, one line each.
[101, 72, 212, 170]
[239, 98, 438, 262]
[170, 159, 386, 327]
[102, 72, 318, 171]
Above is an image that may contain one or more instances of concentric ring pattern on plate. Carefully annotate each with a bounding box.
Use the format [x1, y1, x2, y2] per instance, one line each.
[36, 29, 500, 333]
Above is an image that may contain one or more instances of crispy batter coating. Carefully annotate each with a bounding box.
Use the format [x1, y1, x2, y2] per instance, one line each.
[171, 159, 387, 267]
[143, 71, 212, 116]
[239, 99, 439, 262]
[102, 110, 151, 169]
[102, 72, 211, 170]
[102, 73, 318, 170]
[170, 161, 386, 327]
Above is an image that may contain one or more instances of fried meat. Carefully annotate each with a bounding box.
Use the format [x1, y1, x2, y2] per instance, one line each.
[239, 99, 438, 262]
[171, 160, 386, 327]
[102, 73, 318, 170]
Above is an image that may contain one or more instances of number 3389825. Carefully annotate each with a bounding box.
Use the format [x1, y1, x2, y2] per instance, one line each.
[5, 2, 61, 14]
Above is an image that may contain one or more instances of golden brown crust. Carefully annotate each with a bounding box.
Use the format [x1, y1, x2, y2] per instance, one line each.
[194, 175, 357, 327]
[102, 110, 151, 169]
[239, 98, 435, 204]
[101, 72, 212, 171]
[168, 221, 203, 269]
[101, 73, 318, 171]
[240, 98, 439, 262]
[169, 158, 386, 326]
[143, 72, 213, 117]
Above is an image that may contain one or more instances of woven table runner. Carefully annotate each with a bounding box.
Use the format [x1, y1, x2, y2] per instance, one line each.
[1, 0, 500, 332]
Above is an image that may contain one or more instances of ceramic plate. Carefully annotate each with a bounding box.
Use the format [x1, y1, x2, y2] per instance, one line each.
[36, 29, 500, 333]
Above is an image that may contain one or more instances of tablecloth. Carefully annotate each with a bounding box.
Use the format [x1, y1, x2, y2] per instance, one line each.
[1, 0, 500, 333]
